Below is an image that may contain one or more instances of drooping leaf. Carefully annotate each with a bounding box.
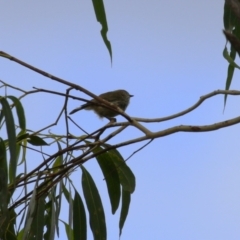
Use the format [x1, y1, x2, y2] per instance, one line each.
[29, 197, 45, 240]
[17, 131, 28, 165]
[0, 138, 8, 180]
[224, 1, 237, 30]
[51, 189, 58, 239]
[0, 168, 8, 218]
[224, 0, 240, 28]
[223, 3, 240, 105]
[0, 139, 9, 239]
[22, 186, 37, 240]
[223, 46, 237, 106]
[73, 190, 87, 240]
[68, 187, 73, 233]
[93, 145, 121, 214]
[7, 96, 26, 130]
[1, 210, 17, 240]
[48, 193, 56, 240]
[222, 46, 239, 68]
[91, 0, 112, 61]
[0, 97, 17, 184]
[17, 229, 24, 240]
[106, 147, 136, 193]
[81, 165, 106, 240]
[62, 221, 73, 240]
[119, 189, 131, 237]
[44, 201, 52, 240]
[62, 183, 71, 203]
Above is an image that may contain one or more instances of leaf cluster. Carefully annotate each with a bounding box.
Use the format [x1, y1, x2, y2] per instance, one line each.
[0, 93, 135, 240]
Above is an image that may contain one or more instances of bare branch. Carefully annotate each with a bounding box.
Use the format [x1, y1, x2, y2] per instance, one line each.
[133, 90, 240, 122]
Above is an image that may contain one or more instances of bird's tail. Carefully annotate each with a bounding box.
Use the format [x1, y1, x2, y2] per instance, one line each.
[69, 103, 89, 115]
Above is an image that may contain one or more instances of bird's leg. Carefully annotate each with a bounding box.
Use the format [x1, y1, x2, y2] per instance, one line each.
[106, 117, 116, 123]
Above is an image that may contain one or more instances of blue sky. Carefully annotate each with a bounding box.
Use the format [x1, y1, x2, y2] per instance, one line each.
[1, 1, 240, 239]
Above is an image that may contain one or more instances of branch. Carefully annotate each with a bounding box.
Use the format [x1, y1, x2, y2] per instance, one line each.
[132, 90, 240, 122]
[0, 51, 132, 121]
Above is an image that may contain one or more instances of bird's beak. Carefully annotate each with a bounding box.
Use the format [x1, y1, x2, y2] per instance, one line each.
[130, 94, 134, 97]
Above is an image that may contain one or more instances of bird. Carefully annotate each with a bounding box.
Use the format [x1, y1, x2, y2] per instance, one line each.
[69, 89, 133, 120]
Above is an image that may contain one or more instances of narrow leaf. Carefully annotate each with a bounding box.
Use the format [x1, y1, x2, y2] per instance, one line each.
[0, 167, 8, 217]
[0, 138, 8, 180]
[0, 139, 10, 239]
[44, 201, 52, 240]
[29, 197, 45, 240]
[73, 190, 87, 240]
[7, 96, 26, 130]
[223, 46, 237, 106]
[92, 0, 112, 61]
[106, 148, 136, 193]
[222, 46, 239, 68]
[119, 189, 131, 237]
[22, 187, 37, 240]
[0, 97, 17, 183]
[68, 187, 73, 232]
[50, 190, 57, 240]
[223, 2, 236, 30]
[93, 146, 121, 214]
[62, 183, 71, 203]
[62, 221, 73, 240]
[0, 210, 17, 240]
[224, 0, 240, 26]
[5, 210, 17, 240]
[81, 165, 106, 240]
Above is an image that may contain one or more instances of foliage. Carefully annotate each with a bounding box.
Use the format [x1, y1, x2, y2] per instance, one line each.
[0, 88, 135, 239]
[223, 0, 240, 104]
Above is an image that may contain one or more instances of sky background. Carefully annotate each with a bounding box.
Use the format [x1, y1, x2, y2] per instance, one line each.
[1, 1, 240, 240]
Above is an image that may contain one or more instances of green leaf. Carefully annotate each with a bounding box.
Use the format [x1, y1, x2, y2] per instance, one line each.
[62, 183, 71, 203]
[53, 142, 63, 172]
[50, 189, 57, 239]
[69, 188, 73, 232]
[0, 167, 8, 218]
[81, 165, 106, 240]
[223, 46, 237, 106]
[17, 130, 28, 165]
[44, 201, 52, 240]
[223, 2, 236, 30]
[7, 96, 26, 130]
[0, 138, 8, 180]
[0, 145, 9, 238]
[16, 132, 29, 143]
[27, 135, 48, 146]
[94, 146, 121, 214]
[17, 229, 24, 240]
[106, 148, 136, 193]
[119, 189, 131, 237]
[222, 46, 239, 69]
[0, 168, 9, 239]
[92, 0, 112, 61]
[0, 210, 17, 240]
[0, 97, 17, 184]
[62, 221, 73, 240]
[29, 197, 45, 240]
[73, 190, 87, 240]
[43, 193, 56, 240]
[22, 186, 37, 240]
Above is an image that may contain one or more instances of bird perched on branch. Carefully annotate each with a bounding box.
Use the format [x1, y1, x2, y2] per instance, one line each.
[69, 89, 133, 120]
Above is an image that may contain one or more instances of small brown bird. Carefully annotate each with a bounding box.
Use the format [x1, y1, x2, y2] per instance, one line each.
[69, 89, 133, 119]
